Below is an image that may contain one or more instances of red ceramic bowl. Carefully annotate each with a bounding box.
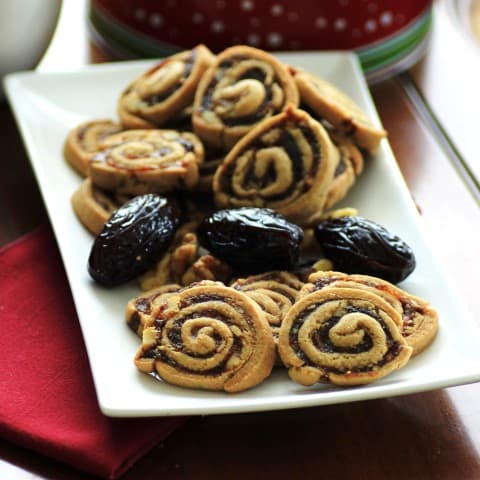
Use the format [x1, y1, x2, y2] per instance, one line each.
[89, 0, 433, 80]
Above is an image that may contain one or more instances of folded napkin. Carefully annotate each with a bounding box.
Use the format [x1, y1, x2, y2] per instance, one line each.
[0, 226, 187, 478]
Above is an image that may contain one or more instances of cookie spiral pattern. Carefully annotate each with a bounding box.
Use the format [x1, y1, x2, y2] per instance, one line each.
[294, 70, 387, 153]
[278, 288, 412, 386]
[193, 45, 299, 150]
[213, 106, 338, 224]
[302, 271, 438, 356]
[135, 281, 275, 392]
[126, 284, 181, 337]
[231, 271, 303, 342]
[71, 178, 130, 235]
[64, 119, 121, 176]
[88, 129, 203, 195]
[118, 44, 215, 129]
[325, 141, 363, 210]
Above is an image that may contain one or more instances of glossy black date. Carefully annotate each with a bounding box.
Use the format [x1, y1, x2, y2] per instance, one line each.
[197, 207, 304, 274]
[88, 194, 180, 286]
[314, 216, 416, 283]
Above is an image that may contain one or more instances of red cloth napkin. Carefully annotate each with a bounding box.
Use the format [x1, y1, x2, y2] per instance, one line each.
[0, 226, 188, 478]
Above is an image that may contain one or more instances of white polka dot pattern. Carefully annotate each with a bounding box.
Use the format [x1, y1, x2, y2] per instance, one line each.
[93, 0, 432, 63]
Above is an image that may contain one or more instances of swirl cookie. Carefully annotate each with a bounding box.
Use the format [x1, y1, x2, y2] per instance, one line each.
[126, 284, 181, 337]
[294, 70, 387, 153]
[118, 44, 215, 129]
[193, 45, 299, 150]
[231, 271, 303, 358]
[278, 287, 412, 386]
[88, 129, 204, 195]
[134, 281, 275, 392]
[302, 271, 439, 356]
[213, 106, 338, 224]
[71, 178, 130, 235]
[63, 119, 122, 176]
[325, 141, 364, 210]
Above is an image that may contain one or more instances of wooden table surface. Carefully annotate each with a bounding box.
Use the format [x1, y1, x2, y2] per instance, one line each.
[1, 1, 480, 478]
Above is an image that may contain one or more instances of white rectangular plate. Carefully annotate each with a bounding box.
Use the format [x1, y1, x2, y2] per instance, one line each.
[5, 52, 480, 417]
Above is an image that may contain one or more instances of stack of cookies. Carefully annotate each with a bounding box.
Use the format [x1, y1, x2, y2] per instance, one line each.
[66, 43, 386, 237]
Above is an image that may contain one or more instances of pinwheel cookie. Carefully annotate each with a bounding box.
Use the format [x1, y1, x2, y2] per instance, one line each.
[325, 140, 364, 210]
[126, 283, 181, 337]
[135, 281, 275, 392]
[193, 45, 299, 150]
[118, 44, 215, 129]
[213, 106, 339, 224]
[88, 129, 204, 195]
[231, 271, 304, 358]
[64, 119, 122, 176]
[278, 287, 412, 386]
[301, 271, 439, 356]
[71, 178, 130, 235]
[294, 70, 387, 153]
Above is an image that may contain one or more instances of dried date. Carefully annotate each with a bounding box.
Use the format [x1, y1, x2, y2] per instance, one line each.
[88, 194, 180, 286]
[314, 216, 416, 283]
[197, 207, 304, 274]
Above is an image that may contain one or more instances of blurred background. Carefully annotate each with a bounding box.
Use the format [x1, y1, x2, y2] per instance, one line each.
[87, 0, 434, 83]
[4, 0, 480, 85]
[83, 0, 480, 83]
